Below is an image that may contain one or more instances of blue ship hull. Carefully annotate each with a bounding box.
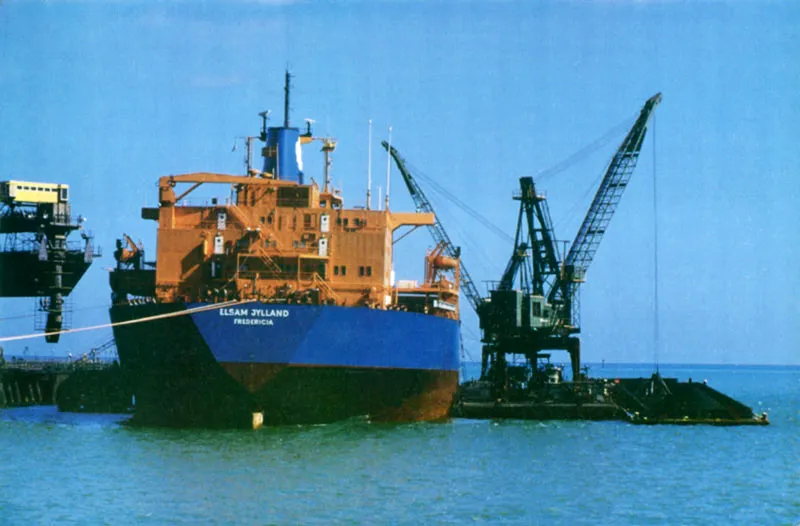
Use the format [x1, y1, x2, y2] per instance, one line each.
[110, 302, 460, 427]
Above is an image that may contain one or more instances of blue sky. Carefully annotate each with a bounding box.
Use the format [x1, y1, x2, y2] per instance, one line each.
[1, 0, 798, 365]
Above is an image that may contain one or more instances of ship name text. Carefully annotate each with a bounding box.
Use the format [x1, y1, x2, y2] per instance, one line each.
[219, 308, 290, 318]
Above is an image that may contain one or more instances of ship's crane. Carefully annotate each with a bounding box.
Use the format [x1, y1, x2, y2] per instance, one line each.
[382, 141, 485, 316]
[113, 233, 143, 270]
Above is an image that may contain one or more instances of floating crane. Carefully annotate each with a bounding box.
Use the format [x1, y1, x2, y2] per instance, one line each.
[386, 92, 661, 399]
[482, 92, 661, 394]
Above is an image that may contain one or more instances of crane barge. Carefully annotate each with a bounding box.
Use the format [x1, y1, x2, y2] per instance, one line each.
[386, 94, 767, 425]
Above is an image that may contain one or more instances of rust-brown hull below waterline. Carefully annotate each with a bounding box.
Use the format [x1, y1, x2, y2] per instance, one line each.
[127, 363, 458, 428]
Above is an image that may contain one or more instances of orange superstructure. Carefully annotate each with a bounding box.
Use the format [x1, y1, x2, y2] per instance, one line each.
[115, 168, 460, 320]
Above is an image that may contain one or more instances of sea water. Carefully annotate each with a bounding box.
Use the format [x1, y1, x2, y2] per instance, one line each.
[0, 364, 797, 525]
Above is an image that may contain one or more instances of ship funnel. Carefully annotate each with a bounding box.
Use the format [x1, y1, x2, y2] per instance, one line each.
[261, 71, 304, 183]
[261, 127, 304, 183]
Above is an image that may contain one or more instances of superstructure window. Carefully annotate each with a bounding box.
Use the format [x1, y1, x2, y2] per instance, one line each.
[359, 266, 365, 277]
[277, 187, 309, 208]
[341, 266, 347, 276]
[334, 266, 339, 276]
[366, 266, 372, 277]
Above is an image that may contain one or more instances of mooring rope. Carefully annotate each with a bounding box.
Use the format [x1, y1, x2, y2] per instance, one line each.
[0, 299, 255, 343]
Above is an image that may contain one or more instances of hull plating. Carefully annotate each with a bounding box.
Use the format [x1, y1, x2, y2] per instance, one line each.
[110, 303, 459, 427]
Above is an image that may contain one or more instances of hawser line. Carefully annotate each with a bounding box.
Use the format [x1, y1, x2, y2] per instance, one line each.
[0, 299, 255, 343]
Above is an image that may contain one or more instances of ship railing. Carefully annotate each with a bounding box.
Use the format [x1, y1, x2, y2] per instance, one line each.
[0, 236, 101, 255]
[232, 270, 341, 304]
[237, 269, 296, 281]
[172, 197, 232, 208]
[1, 356, 117, 371]
[235, 269, 322, 283]
[258, 243, 326, 257]
[395, 280, 459, 295]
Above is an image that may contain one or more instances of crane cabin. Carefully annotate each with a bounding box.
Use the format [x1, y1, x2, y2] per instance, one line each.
[0, 181, 70, 205]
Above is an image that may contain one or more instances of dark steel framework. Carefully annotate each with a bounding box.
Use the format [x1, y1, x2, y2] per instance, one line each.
[384, 92, 660, 399]
[0, 200, 99, 342]
[483, 93, 661, 394]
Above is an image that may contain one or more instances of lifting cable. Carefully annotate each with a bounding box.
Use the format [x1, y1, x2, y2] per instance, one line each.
[553, 166, 606, 234]
[400, 113, 637, 252]
[551, 113, 640, 233]
[0, 299, 255, 343]
[406, 161, 514, 244]
[535, 113, 636, 184]
[445, 207, 503, 277]
[411, 177, 501, 276]
[652, 112, 660, 373]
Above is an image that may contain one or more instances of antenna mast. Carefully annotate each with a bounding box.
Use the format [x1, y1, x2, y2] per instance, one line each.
[322, 139, 335, 193]
[283, 70, 291, 128]
[245, 136, 253, 174]
[367, 120, 373, 210]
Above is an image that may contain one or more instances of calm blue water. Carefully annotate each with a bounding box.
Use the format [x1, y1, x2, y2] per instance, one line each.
[0, 364, 797, 525]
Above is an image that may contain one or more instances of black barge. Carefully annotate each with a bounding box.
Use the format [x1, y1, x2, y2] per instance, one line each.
[451, 372, 769, 426]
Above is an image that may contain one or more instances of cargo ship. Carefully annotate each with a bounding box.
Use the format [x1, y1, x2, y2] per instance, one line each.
[109, 74, 461, 427]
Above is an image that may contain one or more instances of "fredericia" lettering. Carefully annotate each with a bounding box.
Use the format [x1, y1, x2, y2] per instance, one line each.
[219, 308, 290, 318]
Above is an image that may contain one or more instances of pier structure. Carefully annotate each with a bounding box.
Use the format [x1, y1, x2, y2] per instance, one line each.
[0, 180, 100, 342]
[0, 340, 131, 413]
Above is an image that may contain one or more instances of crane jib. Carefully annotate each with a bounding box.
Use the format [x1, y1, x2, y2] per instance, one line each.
[548, 93, 661, 327]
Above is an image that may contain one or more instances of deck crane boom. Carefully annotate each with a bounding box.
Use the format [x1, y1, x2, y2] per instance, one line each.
[382, 141, 484, 315]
